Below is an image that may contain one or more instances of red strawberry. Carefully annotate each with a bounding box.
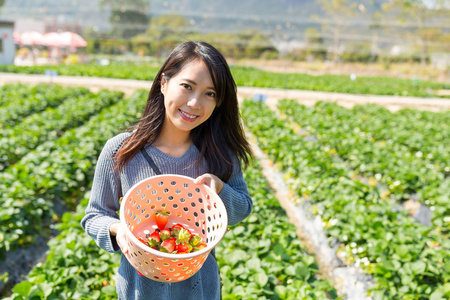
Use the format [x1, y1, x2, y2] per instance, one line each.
[147, 230, 161, 248]
[160, 238, 176, 253]
[189, 234, 202, 247]
[193, 242, 207, 251]
[176, 242, 192, 254]
[159, 228, 171, 241]
[171, 224, 185, 237]
[155, 208, 169, 230]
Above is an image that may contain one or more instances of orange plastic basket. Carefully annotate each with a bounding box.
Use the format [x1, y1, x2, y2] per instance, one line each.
[120, 174, 228, 283]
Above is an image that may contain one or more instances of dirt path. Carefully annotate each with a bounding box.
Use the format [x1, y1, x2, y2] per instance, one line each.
[1, 72, 449, 112]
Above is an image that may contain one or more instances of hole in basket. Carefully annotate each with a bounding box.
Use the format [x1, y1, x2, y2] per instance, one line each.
[198, 198, 203, 203]
[191, 202, 196, 207]
[137, 219, 141, 224]
[180, 198, 186, 203]
[213, 214, 216, 220]
[161, 273, 167, 276]
[183, 207, 189, 212]
[171, 181, 176, 186]
[168, 196, 174, 201]
[162, 203, 167, 208]
[151, 259, 155, 263]
[164, 188, 169, 193]
[177, 212, 182, 217]
[133, 201, 137, 207]
[129, 212, 133, 218]
[137, 204, 141, 210]
[186, 270, 193, 274]
[146, 199, 151, 204]
[145, 214, 150, 219]
[202, 229, 205, 235]
[141, 194, 146, 200]
[165, 278, 171, 281]
[158, 181, 164, 186]
[137, 189, 141, 195]
[154, 276, 159, 279]
[187, 216, 191, 221]
[173, 204, 178, 209]
[206, 237, 209, 243]
[171, 259, 179, 262]
[178, 263, 184, 266]
[207, 205, 211, 211]
[176, 189, 181, 194]
[194, 212, 198, 217]
[141, 208, 146, 214]
[214, 202, 217, 208]
[195, 222, 199, 227]
[208, 216, 211, 222]
[163, 262, 169, 266]
[144, 260, 148, 264]
[174, 273, 180, 276]
[157, 196, 162, 201]
[200, 208, 204, 214]
[169, 268, 175, 272]
[195, 187, 200, 193]
[150, 205, 156, 209]
[155, 266, 161, 270]
[183, 183, 189, 188]
[151, 190, 157, 195]
[187, 193, 193, 198]
[219, 212, 222, 218]
[147, 184, 152, 189]
[133, 215, 137, 221]
[138, 251, 142, 256]
[179, 276, 185, 280]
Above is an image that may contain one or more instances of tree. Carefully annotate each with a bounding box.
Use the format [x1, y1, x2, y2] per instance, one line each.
[382, 0, 450, 65]
[317, 0, 358, 63]
[100, 0, 150, 39]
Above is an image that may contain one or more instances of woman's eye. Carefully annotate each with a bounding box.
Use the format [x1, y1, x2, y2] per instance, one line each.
[181, 83, 191, 90]
[206, 92, 216, 98]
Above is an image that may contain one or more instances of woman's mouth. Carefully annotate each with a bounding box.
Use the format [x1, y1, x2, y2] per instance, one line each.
[179, 109, 198, 121]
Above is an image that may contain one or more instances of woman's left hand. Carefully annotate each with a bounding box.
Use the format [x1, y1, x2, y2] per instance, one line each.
[194, 174, 224, 194]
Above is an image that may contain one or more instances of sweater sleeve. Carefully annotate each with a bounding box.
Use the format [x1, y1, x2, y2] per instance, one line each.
[81, 135, 125, 253]
[218, 158, 252, 226]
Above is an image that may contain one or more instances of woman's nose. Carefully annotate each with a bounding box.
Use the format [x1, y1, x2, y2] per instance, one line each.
[187, 95, 201, 108]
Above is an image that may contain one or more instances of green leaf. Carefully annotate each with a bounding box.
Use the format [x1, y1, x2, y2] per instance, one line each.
[275, 285, 288, 298]
[101, 285, 117, 295]
[12, 281, 33, 296]
[411, 261, 426, 275]
[429, 290, 444, 300]
[253, 272, 268, 287]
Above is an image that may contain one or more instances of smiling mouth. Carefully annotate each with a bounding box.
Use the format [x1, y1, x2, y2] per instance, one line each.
[179, 109, 198, 120]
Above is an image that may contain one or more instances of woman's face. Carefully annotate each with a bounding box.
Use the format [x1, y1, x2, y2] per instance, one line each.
[161, 59, 217, 136]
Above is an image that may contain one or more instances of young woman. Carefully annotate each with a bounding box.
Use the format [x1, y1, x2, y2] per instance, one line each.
[81, 41, 253, 299]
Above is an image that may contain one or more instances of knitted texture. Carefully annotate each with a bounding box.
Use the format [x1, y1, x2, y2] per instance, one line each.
[81, 132, 252, 300]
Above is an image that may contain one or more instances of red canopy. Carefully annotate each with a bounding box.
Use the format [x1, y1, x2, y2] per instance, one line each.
[42, 31, 88, 47]
[19, 31, 44, 45]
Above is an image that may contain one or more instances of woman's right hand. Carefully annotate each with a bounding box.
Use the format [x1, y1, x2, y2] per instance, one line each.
[110, 222, 128, 254]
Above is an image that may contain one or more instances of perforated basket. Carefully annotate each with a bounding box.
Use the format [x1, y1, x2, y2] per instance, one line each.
[119, 174, 228, 283]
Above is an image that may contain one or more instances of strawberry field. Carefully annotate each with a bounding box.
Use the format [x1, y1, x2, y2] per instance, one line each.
[0, 77, 449, 300]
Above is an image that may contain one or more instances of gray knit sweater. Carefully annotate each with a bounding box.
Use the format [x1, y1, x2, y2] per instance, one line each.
[81, 132, 252, 300]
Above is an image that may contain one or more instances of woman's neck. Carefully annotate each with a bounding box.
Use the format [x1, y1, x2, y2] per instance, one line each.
[152, 127, 192, 158]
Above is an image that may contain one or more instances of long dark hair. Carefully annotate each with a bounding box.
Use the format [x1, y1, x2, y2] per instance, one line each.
[115, 41, 253, 182]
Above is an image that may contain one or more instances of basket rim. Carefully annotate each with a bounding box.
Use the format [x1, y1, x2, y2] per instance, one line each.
[119, 174, 228, 259]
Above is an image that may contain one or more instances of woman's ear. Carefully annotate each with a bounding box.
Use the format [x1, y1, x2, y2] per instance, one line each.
[160, 74, 167, 94]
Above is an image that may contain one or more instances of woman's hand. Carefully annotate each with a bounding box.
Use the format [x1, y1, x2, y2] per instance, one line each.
[110, 222, 128, 254]
[194, 173, 224, 194]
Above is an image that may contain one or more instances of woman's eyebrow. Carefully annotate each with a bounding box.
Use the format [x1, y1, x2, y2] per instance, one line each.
[182, 78, 215, 90]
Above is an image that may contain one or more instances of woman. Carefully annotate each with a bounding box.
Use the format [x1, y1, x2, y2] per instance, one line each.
[81, 41, 253, 299]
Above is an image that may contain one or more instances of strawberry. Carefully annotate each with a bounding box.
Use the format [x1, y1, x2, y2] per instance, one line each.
[171, 224, 185, 237]
[155, 207, 169, 230]
[159, 228, 171, 241]
[193, 242, 207, 252]
[189, 234, 202, 247]
[160, 238, 176, 253]
[175, 242, 192, 254]
[147, 230, 161, 248]
[175, 228, 192, 244]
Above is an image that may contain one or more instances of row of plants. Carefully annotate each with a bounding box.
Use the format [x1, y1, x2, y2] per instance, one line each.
[0, 88, 147, 261]
[0, 86, 123, 171]
[0, 84, 87, 128]
[276, 100, 449, 237]
[0, 83, 41, 106]
[0, 64, 448, 98]
[4, 160, 339, 300]
[241, 100, 450, 300]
